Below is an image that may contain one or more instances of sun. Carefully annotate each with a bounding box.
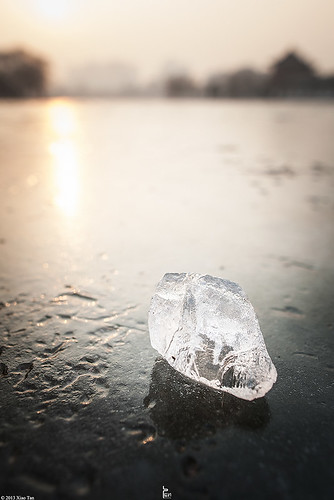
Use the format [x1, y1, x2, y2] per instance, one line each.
[34, 0, 71, 21]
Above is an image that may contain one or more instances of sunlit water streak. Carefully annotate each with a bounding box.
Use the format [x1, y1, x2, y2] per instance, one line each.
[47, 100, 79, 217]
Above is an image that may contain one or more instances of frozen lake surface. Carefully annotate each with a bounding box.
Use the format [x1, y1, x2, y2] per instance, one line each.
[0, 98, 333, 499]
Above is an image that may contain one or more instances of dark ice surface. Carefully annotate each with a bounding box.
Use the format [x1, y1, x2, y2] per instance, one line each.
[0, 99, 333, 500]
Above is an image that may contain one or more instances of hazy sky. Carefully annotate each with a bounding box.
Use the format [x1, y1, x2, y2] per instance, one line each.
[1, 0, 333, 83]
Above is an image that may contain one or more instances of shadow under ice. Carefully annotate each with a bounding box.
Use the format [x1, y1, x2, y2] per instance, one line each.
[144, 358, 271, 441]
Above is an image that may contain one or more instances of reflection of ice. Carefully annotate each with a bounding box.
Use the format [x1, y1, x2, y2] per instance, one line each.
[48, 101, 79, 216]
[144, 358, 270, 440]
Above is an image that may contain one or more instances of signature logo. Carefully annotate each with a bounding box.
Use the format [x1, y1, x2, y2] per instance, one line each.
[162, 485, 172, 499]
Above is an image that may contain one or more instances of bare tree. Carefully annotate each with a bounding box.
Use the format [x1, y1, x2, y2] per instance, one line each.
[0, 49, 48, 98]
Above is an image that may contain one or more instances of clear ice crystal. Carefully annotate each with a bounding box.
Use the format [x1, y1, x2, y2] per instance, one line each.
[148, 273, 277, 401]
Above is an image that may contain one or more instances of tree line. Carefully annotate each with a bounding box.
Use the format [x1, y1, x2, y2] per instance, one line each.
[0, 48, 333, 99]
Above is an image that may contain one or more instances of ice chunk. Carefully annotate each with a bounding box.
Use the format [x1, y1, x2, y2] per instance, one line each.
[148, 273, 277, 400]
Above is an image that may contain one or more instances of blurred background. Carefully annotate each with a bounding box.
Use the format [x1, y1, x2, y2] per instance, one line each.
[0, 2, 333, 500]
[1, 0, 334, 98]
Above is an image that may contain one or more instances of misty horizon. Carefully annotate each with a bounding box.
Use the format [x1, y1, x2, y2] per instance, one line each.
[56, 47, 334, 94]
[1, 0, 333, 88]
[1, 46, 334, 99]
